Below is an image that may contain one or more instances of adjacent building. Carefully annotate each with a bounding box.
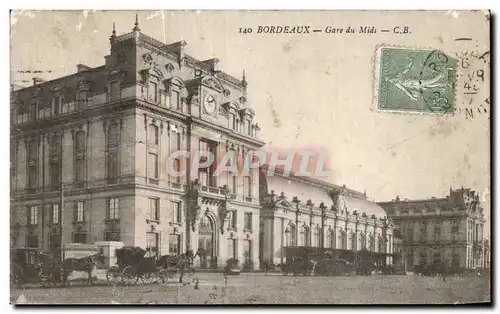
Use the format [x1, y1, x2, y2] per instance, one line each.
[259, 166, 395, 267]
[378, 187, 487, 270]
[10, 17, 263, 269]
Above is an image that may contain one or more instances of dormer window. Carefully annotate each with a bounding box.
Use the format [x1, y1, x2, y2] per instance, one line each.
[148, 81, 158, 102]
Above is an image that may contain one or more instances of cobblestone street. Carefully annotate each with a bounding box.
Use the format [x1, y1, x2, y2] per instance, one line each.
[11, 273, 491, 305]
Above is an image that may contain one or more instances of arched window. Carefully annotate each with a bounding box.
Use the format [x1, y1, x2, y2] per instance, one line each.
[327, 229, 335, 248]
[313, 227, 321, 247]
[300, 225, 309, 246]
[349, 232, 356, 251]
[377, 235, 383, 253]
[285, 224, 296, 246]
[108, 122, 120, 144]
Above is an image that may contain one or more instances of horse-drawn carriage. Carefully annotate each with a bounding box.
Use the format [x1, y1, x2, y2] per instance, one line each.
[10, 248, 62, 288]
[106, 247, 195, 286]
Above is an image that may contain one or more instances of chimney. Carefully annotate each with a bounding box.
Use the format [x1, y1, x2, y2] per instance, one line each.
[32, 77, 45, 86]
[77, 64, 91, 73]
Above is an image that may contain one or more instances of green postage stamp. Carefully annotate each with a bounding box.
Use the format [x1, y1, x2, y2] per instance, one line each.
[375, 46, 457, 114]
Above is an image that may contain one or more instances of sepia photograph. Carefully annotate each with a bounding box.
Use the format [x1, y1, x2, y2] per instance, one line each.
[9, 9, 491, 305]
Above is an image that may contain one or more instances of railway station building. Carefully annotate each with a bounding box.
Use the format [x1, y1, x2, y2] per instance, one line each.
[10, 18, 263, 269]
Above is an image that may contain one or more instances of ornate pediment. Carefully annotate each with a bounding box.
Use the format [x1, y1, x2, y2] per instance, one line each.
[273, 197, 293, 208]
[201, 76, 223, 92]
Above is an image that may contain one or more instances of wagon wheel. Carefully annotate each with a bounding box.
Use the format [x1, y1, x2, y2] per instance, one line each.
[106, 266, 121, 286]
[158, 269, 169, 284]
[121, 266, 139, 286]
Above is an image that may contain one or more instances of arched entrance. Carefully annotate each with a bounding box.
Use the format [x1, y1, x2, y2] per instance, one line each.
[198, 213, 216, 268]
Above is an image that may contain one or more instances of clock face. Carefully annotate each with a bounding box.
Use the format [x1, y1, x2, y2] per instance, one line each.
[204, 94, 217, 115]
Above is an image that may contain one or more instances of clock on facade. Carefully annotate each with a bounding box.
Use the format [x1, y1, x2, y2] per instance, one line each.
[204, 94, 217, 115]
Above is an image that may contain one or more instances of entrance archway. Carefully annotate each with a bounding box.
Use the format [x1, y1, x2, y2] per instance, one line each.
[198, 213, 216, 268]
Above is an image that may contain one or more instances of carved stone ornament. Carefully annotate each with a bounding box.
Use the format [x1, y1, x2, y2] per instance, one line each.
[191, 205, 202, 232]
[152, 63, 163, 78]
[219, 205, 229, 234]
[202, 77, 223, 92]
[142, 52, 154, 65]
[165, 63, 175, 73]
[223, 89, 231, 97]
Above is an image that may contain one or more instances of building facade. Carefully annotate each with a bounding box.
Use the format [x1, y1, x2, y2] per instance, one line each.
[378, 188, 487, 270]
[10, 18, 263, 269]
[259, 167, 395, 267]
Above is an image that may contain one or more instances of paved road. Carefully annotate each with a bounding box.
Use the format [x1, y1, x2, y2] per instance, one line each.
[11, 273, 491, 304]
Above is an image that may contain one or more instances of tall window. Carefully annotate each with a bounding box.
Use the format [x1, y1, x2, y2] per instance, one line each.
[52, 204, 59, 224]
[170, 201, 181, 223]
[243, 176, 252, 199]
[149, 125, 159, 145]
[168, 234, 180, 255]
[148, 81, 157, 102]
[76, 90, 87, 110]
[327, 229, 335, 248]
[420, 223, 427, 242]
[148, 198, 159, 221]
[419, 251, 427, 265]
[108, 198, 119, 220]
[338, 231, 345, 249]
[148, 153, 159, 179]
[349, 233, 356, 250]
[173, 158, 181, 183]
[28, 206, 38, 225]
[198, 139, 217, 187]
[286, 224, 296, 246]
[377, 236, 383, 253]
[228, 174, 236, 194]
[300, 226, 309, 246]
[229, 113, 236, 130]
[245, 120, 252, 135]
[75, 201, 84, 222]
[27, 140, 38, 190]
[228, 211, 237, 229]
[433, 252, 441, 264]
[368, 234, 374, 251]
[75, 131, 86, 183]
[434, 222, 441, 241]
[107, 123, 119, 182]
[244, 212, 252, 231]
[407, 222, 414, 243]
[29, 101, 37, 121]
[171, 90, 180, 109]
[313, 227, 321, 247]
[110, 81, 120, 101]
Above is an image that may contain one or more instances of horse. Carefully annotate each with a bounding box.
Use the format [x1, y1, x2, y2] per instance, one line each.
[157, 250, 195, 283]
[61, 251, 104, 286]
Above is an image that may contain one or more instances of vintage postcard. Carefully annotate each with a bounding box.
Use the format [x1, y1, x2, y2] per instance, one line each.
[9, 10, 491, 305]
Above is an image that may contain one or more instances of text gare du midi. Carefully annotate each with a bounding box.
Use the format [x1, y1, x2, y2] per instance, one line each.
[239, 25, 410, 34]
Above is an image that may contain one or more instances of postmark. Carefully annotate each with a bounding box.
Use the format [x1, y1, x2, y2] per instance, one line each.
[374, 46, 457, 114]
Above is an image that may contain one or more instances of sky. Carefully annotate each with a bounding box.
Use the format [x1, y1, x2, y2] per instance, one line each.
[10, 10, 491, 235]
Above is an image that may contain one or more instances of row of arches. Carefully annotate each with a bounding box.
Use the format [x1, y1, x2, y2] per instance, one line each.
[283, 223, 387, 253]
